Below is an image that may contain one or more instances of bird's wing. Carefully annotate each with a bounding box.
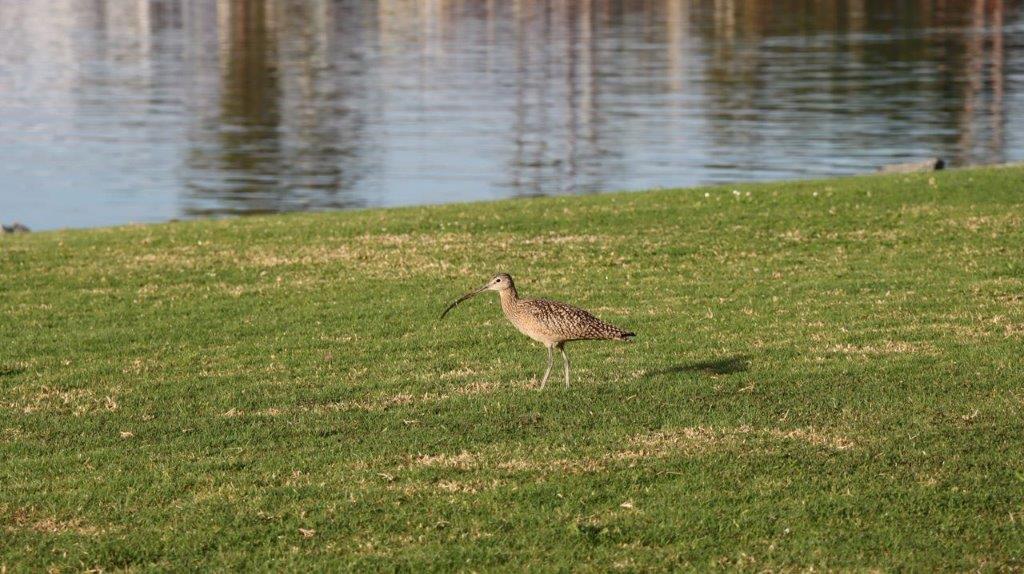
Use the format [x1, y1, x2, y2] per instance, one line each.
[521, 299, 630, 341]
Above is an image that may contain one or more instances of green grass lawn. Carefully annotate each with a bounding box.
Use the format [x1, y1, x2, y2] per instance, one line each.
[2, 166, 1023, 571]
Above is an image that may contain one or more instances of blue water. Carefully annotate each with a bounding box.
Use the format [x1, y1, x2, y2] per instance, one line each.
[1, 0, 1022, 230]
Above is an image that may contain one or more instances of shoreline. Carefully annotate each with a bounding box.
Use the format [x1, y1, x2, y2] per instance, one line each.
[6, 161, 1022, 236]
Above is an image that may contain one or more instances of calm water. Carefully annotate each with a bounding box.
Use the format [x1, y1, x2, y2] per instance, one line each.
[1, 1, 1022, 230]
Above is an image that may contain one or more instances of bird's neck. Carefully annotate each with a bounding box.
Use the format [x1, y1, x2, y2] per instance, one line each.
[498, 286, 519, 310]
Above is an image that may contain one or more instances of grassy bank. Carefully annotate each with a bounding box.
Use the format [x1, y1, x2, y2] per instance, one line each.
[2, 166, 1023, 571]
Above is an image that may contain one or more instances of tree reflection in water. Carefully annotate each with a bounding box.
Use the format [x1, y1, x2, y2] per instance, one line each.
[0, 0, 1018, 228]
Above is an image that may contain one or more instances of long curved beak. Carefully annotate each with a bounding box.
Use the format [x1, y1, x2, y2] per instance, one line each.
[440, 284, 487, 319]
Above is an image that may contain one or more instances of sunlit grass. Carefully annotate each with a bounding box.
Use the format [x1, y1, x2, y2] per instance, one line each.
[2, 165, 1023, 570]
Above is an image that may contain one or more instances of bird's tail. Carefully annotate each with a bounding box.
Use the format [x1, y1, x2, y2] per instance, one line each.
[619, 331, 636, 341]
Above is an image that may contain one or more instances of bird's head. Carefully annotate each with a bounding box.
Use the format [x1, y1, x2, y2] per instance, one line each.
[483, 273, 514, 292]
[440, 273, 515, 318]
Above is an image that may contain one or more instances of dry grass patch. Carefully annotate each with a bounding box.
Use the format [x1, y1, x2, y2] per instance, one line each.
[129, 249, 205, 270]
[949, 213, 1023, 233]
[115, 233, 470, 278]
[825, 341, 938, 357]
[406, 426, 855, 476]
[841, 228, 903, 242]
[3, 509, 105, 536]
[1, 427, 26, 443]
[26, 518, 104, 536]
[628, 426, 855, 455]
[122, 357, 163, 375]
[438, 367, 480, 381]
[518, 233, 606, 246]
[7, 385, 120, 416]
[220, 381, 503, 418]
[928, 308, 1024, 341]
[238, 233, 471, 278]
[387, 478, 505, 496]
[434, 479, 502, 494]
[765, 428, 856, 451]
[85, 231, 626, 284]
[414, 451, 477, 470]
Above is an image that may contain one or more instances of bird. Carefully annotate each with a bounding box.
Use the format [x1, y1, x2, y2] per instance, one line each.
[440, 273, 634, 388]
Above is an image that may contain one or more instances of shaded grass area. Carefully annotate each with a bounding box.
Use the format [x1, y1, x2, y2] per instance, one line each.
[2, 166, 1023, 570]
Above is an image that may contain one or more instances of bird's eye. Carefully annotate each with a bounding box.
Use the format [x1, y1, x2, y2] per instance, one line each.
[495, 278, 501, 282]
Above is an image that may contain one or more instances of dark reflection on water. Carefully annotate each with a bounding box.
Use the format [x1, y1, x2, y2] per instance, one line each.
[0, 0, 1021, 229]
[184, 1, 376, 217]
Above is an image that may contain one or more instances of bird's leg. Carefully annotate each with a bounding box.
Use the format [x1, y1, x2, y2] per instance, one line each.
[558, 344, 570, 388]
[539, 345, 553, 389]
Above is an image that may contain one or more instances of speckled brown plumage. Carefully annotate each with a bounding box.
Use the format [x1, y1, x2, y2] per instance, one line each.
[441, 273, 634, 388]
[499, 290, 634, 345]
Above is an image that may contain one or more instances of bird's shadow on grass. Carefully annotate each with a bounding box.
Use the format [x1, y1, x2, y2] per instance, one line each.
[0, 366, 26, 378]
[644, 355, 750, 378]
